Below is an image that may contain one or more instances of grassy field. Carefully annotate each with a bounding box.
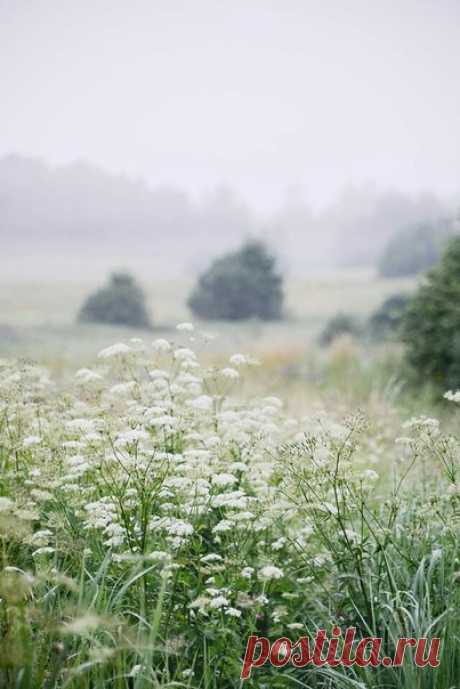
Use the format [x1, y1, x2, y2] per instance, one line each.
[3, 269, 459, 689]
[0, 270, 416, 325]
[0, 270, 416, 370]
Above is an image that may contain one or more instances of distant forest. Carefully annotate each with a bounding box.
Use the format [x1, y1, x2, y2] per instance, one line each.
[1, 154, 456, 279]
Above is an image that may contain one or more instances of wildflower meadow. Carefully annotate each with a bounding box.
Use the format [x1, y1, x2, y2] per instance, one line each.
[0, 323, 459, 688]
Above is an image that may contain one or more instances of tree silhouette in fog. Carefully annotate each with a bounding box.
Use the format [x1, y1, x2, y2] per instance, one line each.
[188, 241, 283, 321]
[402, 235, 460, 388]
[78, 272, 151, 329]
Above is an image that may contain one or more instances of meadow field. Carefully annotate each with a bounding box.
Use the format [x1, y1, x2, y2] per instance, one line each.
[0, 270, 415, 368]
[2, 0, 459, 685]
[1, 270, 459, 689]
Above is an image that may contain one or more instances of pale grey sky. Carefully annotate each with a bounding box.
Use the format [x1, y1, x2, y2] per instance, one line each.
[1, 0, 459, 210]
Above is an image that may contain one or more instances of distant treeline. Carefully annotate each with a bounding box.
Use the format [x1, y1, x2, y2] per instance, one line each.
[1, 154, 458, 279]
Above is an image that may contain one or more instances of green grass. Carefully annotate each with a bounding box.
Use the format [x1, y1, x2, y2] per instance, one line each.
[0, 270, 417, 382]
[0, 327, 458, 688]
[0, 270, 416, 326]
[2, 271, 456, 688]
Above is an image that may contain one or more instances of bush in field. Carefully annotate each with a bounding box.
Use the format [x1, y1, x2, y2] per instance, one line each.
[378, 220, 452, 277]
[319, 312, 361, 346]
[188, 240, 283, 320]
[78, 272, 151, 328]
[402, 236, 460, 388]
[369, 293, 410, 340]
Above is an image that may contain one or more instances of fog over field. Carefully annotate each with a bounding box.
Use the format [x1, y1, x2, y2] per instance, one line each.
[3, 5, 460, 688]
[1, 154, 455, 280]
[1, 0, 460, 281]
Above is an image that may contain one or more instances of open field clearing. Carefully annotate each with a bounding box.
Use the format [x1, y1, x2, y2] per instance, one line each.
[0, 270, 416, 369]
[0, 270, 416, 326]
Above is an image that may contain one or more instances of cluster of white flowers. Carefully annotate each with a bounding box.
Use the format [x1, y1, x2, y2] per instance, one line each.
[259, 565, 284, 581]
[0, 331, 310, 623]
[2, 328, 455, 642]
[444, 390, 460, 404]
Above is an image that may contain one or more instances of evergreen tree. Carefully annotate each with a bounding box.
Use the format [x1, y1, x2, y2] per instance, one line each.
[188, 241, 283, 320]
[402, 236, 460, 388]
[78, 272, 151, 329]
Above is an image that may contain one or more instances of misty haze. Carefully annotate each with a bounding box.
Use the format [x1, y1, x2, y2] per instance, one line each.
[1, 0, 460, 285]
[1, 4, 460, 687]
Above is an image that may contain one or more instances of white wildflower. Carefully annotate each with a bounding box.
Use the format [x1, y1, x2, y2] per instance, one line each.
[189, 395, 213, 411]
[62, 440, 84, 450]
[151, 518, 194, 537]
[30, 489, 53, 502]
[148, 415, 178, 428]
[149, 369, 169, 380]
[115, 429, 149, 446]
[30, 529, 53, 547]
[66, 419, 95, 433]
[220, 367, 240, 380]
[403, 416, 440, 433]
[361, 469, 379, 482]
[271, 537, 286, 551]
[200, 553, 223, 563]
[109, 381, 137, 396]
[228, 462, 247, 472]
[444, 390, 460, 403]
[32, 547, 55, 557]
[209, 595, 229, 609]
[129, 665, 143, 678]
[259, 565, 284, 581]
[23, 435, 41, 448]
[225, 607, 242, 617]
[206, 587, 220, 596]
[189, 596, 210, 611]
[174, 348, 196, 362]
[395, 436, 412, 445]
[145, 551, 171, 563]
[75, 368, 102, 383]
[229, 353, 248, 366]
[212, 473, 237, 487]
[152, 338, 171, 353]
[98, 343, 132, 359]
[212, 519, 233, 534]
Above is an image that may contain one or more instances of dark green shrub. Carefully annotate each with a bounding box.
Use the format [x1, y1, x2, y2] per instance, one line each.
[402, 236, 460, 388]
[319, 313, 361, 346]
[369, 293, 410, 340]
[378, 220, 452, 277]
[78, 272, 151, 329]
[188, 241, 283, 320]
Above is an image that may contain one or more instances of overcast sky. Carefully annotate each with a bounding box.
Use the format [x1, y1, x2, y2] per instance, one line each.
[1, 0, 459, 210]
